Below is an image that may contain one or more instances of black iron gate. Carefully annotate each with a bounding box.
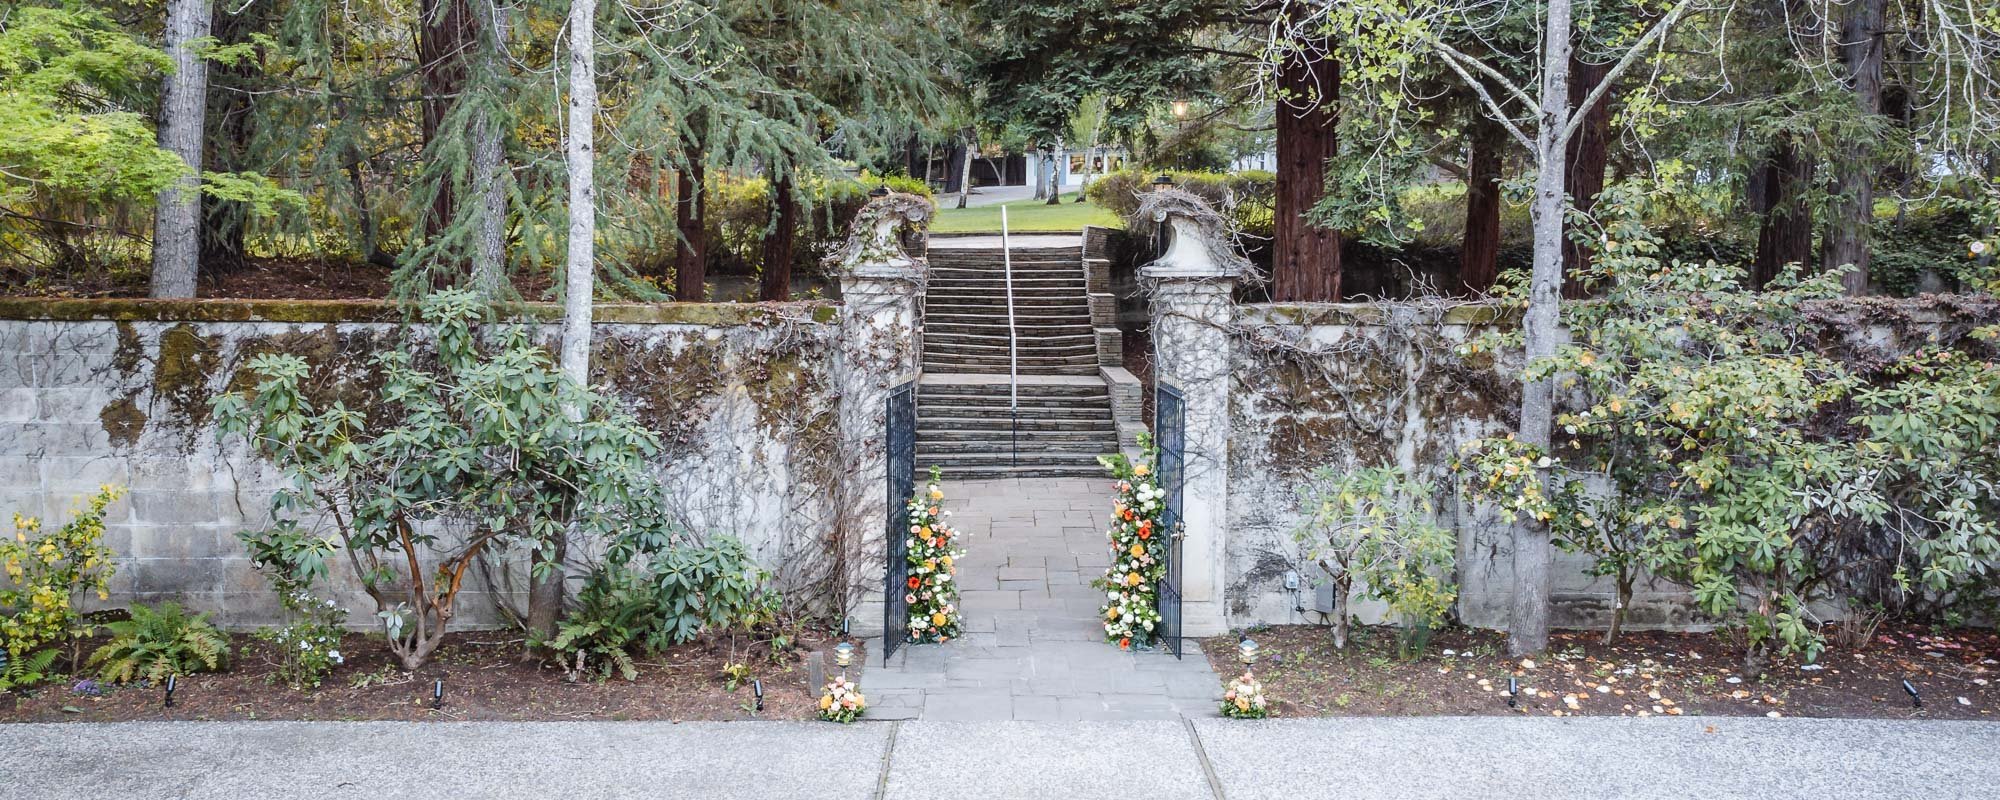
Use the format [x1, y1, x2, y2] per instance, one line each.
[882, 380, 917, 661]
[1154, 381, 1186, 659]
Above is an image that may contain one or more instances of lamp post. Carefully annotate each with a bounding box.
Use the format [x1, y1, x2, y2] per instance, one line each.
[1237, 637, 1259, 676]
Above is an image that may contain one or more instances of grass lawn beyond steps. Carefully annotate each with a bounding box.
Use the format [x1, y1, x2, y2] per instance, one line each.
[930, 192, 1120, 233]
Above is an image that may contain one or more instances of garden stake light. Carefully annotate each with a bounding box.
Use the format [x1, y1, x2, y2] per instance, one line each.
[162, 675, 177, 708]
[1903, 680, 1922, 708]
[1507, 677, 1519, 709]
[432, 679, 445, 710]
[1237, 637, 1259, 674]
[752, 679, 764, 712]
[834, 642, 855, 678]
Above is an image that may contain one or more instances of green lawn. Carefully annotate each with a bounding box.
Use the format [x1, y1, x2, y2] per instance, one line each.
[930, 192, 1121, 233]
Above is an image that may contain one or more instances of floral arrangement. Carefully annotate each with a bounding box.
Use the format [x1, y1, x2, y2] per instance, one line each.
[1221, 672, 1270, 718]
[904, 467, 964, 644]
[816, 674, 866, 723]
[1094, 438, 1167, 649]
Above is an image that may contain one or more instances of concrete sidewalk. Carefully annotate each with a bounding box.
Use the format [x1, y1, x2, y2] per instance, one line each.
[4, 717, 1995, 799]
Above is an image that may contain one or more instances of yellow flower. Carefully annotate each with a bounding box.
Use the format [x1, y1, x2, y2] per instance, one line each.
[941, 555, 953, 569]
[930, 487, 943, 500]
[819, 695, 833, 710]
[1128, 543, 1144, 558]
[931, 612, 949, 627]
[1133, 464, 1150, 477]
[1125, 572, 1142, 587]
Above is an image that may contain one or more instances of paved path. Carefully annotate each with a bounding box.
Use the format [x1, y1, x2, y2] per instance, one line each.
[864, 478, 1221, 720]
[5, 717, 1996, 799]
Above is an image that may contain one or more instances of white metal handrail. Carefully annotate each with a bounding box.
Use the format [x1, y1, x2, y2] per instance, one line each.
[1001, 206, 1019, 466]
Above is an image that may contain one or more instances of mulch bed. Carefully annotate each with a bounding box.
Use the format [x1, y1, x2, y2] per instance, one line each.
[1203, 622, 1998, 720]
[2, 630, 856, 723]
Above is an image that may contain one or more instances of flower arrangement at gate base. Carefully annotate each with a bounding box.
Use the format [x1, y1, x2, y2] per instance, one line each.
[905, 467, 965, 644]
[1221, 672, 1270, 719]
[1093, 435, 1167, 649]
[817, 674, 867, 723]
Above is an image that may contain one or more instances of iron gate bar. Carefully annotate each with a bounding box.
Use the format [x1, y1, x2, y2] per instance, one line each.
[883, 380, 917, 662]
[1155, 381, 1186, 659]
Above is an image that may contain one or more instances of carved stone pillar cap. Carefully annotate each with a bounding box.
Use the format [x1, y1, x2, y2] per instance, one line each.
[1134, 189, 1249, 285]
[827, 192, 934, 282]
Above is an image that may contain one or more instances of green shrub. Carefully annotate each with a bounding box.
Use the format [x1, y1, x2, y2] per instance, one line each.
[697, 170, 932, 294]
[1085, 169, 1275, 240]
[1, 486, 123, 690]
[239, 522, 346, 689]
[1290, 465, 1457, 655]
[89, 602, 229, 684]
[544, 535, 780, 680]
[215, 289, 671, 671]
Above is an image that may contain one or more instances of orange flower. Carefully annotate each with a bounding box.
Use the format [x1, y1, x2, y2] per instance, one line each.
[1118, 638, 1131, 650]
[907, 576, 921, 589]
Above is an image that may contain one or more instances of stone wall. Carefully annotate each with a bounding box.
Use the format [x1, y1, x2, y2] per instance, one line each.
[0, 298, 905, 628]
[1210, 296, 2000, 633]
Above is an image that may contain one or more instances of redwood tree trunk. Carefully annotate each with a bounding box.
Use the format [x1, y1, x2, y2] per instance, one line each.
[1562, 56, 1612, 297]
[418, 0, 477, 239]
[1272, 37, 1342, 301]
[760, 176, 798, 301]
[1460, 112, 1505, 295]
[674, 152, 707, 301]
[1822, 0, 1884, 294]
[1753, 137, 1816, 288]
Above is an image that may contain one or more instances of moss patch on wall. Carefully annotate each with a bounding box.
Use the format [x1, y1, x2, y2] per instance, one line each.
[152, 324, 222, 429]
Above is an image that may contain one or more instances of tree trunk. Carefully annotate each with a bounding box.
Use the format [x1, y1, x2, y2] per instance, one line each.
[418, 0, 477, 241]
[760, 175, 797, 301]
[1460, 112, 1505, 294]
[1272, 27, 1342, 301]
[674, 148, 707, 301]
[1046, 141, 1063, 205]
[534, 0, 597, 649]
[1603, 568, 1634, 646]
[467, 0, 508, 298]
[1032, 146, 1047, 200]
[151, 0, 213, 299]
[197, 1, 261, 281]
[1510, 0, 1575, 659]
[1822, 0, 1884, 294]
[1331, 578, 1351, 650]
[956, 128, 976, 209]
[1752, 137, 1816, 288]
[1562, 56, 1613, 297]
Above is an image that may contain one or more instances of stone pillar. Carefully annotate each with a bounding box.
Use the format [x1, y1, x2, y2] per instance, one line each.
[1139, 194, 1244, 638]
[831, 193, 931, 637]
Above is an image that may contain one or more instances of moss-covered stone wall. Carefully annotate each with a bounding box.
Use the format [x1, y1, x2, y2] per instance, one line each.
[1220, 295, 2000, 633]
[0, 299, 861, 627]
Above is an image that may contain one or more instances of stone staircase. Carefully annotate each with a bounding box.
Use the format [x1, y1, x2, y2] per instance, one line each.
[918, 237, 1121, 480]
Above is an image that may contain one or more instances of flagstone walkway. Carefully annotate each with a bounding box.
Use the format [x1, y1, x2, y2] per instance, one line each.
[863, 478, 1222, 721]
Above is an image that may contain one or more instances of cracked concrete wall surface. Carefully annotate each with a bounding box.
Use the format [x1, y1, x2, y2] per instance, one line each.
[0, 300, 899, 628]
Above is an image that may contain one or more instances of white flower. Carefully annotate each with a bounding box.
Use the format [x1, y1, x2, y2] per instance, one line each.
[328, 650, 343, 664]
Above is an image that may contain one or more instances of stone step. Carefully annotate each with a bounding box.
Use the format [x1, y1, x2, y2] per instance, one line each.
[923, 364, 1100, 376]
[918, 415, 1113, 433]
[925, 339, 1096, 354]
[918, 394, 1112, 411]
[917, 435, 1116, 452]
[924, 294, 1086, 307]
[925, 332, 1096, 347]
[929, 248, 1079, 260]
[917, 383, 1110, 400]
[929, 266, 1082, 276]
[915, 451, 1111, 468]
[918, 427, 1114, 443]
[921, 464, 1109, 480]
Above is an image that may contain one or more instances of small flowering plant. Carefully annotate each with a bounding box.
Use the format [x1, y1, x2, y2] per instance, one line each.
[904, 467, 965, 644]
[816, 674, 867, 723]
[1221, 671, 1270, 719]
[237, 523, 347, 689]
[1094, 436, 1168, 649]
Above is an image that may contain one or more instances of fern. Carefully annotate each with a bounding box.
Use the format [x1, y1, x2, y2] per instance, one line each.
[88, 603, 229, 684]
[0, 648, 60, 692]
